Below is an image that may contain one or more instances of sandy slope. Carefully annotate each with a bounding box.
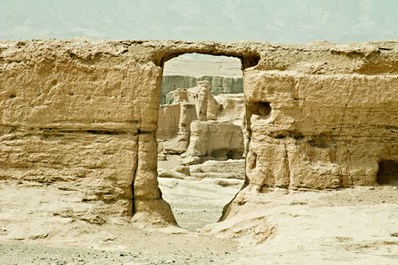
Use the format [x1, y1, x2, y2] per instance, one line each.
[0, 180, 239, 265]
[1, 176, 397, 265]
[157, 155, 244, 230]
[207, 186, 398, 265]
[159, 177, 242, 230]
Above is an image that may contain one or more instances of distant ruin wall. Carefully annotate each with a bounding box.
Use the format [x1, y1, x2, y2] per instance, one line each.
[161, 75, 243, 104]
[1, 40, 398, 223]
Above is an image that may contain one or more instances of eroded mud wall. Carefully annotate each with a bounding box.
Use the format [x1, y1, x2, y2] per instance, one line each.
[0, 41, 171, 222]
[245, 72, 398, 190]
[1, 40, 398, 223]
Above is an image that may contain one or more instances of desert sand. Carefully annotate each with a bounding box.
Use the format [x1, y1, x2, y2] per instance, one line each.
[1, 179, 397, 265]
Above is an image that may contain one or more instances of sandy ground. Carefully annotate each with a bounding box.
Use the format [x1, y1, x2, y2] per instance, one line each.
[215, 186, 398, 265]
[1, 176, 398, 265]
[159, 177, 242, 230]
[0, 179, 239, 265]
[158, 156, 244, 230]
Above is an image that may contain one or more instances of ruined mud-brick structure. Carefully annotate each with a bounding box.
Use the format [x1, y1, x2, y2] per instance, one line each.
[1, 40, 397, 223]
[158, 81, 244, 163]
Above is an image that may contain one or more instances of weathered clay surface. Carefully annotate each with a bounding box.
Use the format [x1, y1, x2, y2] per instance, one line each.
[182, 120, 244, 164]
[215, 93, 245, 125]
[162, 75, 243, 104]
[165, 81, 221, 121]
[245, 72, 398, 190]
[189, 159, 245, 180]
[160, 102, 197, 155]
[159, 81, 244, 163]
[1, 39, 398, 223]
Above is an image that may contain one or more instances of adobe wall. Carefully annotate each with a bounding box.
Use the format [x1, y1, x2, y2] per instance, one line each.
[1, 40, 397, 223]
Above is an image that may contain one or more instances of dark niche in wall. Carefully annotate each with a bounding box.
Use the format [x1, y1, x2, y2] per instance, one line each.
[377, 160, 398, 185]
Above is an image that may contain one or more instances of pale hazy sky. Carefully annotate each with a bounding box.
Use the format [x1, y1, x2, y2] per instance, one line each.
[0, 0, 397, 43]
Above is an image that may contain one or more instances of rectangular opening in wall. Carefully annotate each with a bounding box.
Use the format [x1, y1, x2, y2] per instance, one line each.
[156, 53, 246, 229]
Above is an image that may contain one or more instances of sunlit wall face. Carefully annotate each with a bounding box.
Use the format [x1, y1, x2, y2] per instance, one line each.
[0, 0, 397, 43]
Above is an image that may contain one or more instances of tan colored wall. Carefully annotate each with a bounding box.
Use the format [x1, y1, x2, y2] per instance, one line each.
[1, 40, 398, 223]
[184, 120, 244, 161]
[245, 72, 398, 190]
[158, 104, 180, 140]
[0, 40, 171, 223]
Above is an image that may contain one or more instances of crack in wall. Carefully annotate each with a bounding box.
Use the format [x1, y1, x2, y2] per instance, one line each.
[284, 142, 292, 189]
[131, 130, 140, 215]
